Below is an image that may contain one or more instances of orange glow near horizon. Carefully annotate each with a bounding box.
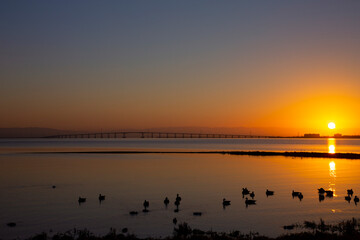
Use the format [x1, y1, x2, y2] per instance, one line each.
[251, 94, 360, 136]
[1, 85, 360, 136]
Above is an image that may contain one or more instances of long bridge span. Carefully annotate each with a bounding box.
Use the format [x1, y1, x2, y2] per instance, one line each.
[45, 131, 264, 139]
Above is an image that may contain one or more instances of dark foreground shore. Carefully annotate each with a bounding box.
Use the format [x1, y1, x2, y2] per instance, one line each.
[22, 218, 360, 240]
[45, 151, 360, 159]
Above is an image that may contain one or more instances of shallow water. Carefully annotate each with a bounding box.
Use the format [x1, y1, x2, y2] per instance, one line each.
[0, 139, 360, 239]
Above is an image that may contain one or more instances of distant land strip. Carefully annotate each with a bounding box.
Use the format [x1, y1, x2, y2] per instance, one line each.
[41, 151, 360, 159]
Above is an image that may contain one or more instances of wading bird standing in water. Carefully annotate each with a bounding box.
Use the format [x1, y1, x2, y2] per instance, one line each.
[143, 200, 149, 212]
[98, 194, 105, 202]
[164, 197, 170, 206]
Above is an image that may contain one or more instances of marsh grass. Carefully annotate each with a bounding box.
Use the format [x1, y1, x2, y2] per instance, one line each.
[25, 218, 360, 240]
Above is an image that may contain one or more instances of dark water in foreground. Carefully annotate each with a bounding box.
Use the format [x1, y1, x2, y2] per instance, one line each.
[0, 138, 360, 239]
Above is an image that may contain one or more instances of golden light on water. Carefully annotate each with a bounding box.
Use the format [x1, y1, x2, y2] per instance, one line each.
[329, 161, 336, 171]
[328, 122, 336, 129]
[329, 161, 336, 196]
[328, 138, 336, 154]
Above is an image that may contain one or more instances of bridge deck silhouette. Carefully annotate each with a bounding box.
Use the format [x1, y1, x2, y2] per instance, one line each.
[45, 131, 263, 139]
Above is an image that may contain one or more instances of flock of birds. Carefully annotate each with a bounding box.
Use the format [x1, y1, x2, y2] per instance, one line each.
[72, 187, 360, 226]
[290, 188, 359, 205]
[75, 188, 274, 217]
[316, 188, 359, 204]
[76, 187, 359, 209]
[6, 187, 359, 230]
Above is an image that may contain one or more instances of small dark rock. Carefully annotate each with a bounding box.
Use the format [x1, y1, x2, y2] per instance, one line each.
[7, 222, 16, 227]
[283, 225, 295, 230]
[192, 229, 205, 235]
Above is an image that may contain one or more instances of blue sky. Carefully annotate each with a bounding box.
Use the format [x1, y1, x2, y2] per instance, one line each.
[1, 1, 360, 134]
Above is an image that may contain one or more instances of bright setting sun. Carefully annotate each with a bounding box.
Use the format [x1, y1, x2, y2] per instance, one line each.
[328, 122, 336, 130]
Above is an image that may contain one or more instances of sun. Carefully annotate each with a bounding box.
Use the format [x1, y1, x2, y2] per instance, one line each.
[328, 122, 336, 130]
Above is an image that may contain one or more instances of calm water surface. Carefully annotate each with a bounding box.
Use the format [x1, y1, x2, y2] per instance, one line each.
[0, 139, 360, 239]
[1, 138, 360, 153]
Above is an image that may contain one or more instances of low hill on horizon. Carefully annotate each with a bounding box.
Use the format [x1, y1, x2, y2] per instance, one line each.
[0, 128, 74, 138]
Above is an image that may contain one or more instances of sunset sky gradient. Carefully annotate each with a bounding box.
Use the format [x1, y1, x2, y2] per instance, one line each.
[1, 1, 360, 135]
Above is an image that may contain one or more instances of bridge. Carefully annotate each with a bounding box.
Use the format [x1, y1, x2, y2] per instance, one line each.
[44, 131, 264, 139]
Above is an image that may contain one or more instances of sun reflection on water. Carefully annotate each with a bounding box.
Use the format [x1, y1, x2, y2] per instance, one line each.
[329, 161, 336, 196]
[329, 161, 336, 172]
[328, 138, 336, 154]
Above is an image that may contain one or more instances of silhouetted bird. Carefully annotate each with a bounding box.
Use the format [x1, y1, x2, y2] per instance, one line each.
[292, 190, 300, 198]
[298, 193, 303, 201]
[245, 197, 256, 205]
[164, 197, 170, 206]
[242, 188, 250, 196]
[354, 196, 359, 204]
[176, 194, 182, 202]
[193, 212, 202, 216]
[250, 191, 255, 199]
[266, 189, 274, 196]
[325, 190, 334, 197]
[52, 185, 56, 189]
[78, 197, 86, 204]
[345, 195, 351, 203]
[347, 189, 354, 196]
[143, 200, 149, 212]
[122, 228, 128, 234]
[222, 198, 231, 206]
[98, 194, 105, 201]
[318, 188, 325, 194]
[174, 199, 180, 212]
[319, 194, 325, 202]
[129, 211, 138, 215]
[173, 217, 177, 225]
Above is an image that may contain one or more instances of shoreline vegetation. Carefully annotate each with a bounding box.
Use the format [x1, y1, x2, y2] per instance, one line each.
[22, 218, 360, 240]
[42, 151, 360, 160]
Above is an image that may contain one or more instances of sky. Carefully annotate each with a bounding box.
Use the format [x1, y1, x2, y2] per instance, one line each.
[1, 1, 360, 135]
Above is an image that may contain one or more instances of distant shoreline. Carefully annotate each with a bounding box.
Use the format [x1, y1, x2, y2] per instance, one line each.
[40, 150, 360, 159]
